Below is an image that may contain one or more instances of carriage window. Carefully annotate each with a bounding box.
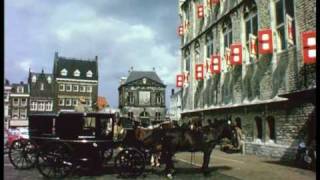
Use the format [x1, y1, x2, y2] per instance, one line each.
[83, 117, 96, 136]
[100, 118, 113, 137]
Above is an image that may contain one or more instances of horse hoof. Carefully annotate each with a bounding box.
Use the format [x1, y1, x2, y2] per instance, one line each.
[167, 173, 173, 179]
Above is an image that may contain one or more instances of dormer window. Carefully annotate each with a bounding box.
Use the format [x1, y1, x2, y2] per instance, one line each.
[74, 69, 80, 77]
[61, 69, 68, 76]
[17, 86, 24, 93]
[86, 70, 93, 77]
[47, 76, 52, 84]
[32, 75, 37, 83]
[40, 83, 44, 91]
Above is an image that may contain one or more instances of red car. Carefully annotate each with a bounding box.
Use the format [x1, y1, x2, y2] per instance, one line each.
[5, 129, 24, 148]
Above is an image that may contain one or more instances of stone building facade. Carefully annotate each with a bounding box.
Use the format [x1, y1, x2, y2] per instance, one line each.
[118, 70, 166, 126]
[177, 0, 316, 160]
[28, 70, 54, 115]
[9, 82, 30, 127]
[53, 52, 99, 112]
[169, 89, 182, 122]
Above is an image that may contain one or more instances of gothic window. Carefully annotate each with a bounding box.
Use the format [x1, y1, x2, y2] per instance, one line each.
[275, 0, 295, 51]
[267, 116, 276, 141]
[206, 33, 214, 58]
[32, 75, 37, 83]
[61, 69, 68, 76]
[86, 70, 93, 78]
[184, 48, 191, 72]
[30, 101, 37, 111]
[73, 69, 80, 77]
[244, 1, 258, 63]
[40, 83, 44, 91]
[255, 116, 263, 140]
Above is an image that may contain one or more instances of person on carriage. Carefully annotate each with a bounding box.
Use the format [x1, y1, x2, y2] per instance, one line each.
[75, 96, 91, 112]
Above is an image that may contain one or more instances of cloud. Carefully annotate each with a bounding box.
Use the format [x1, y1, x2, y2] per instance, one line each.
[16, 59, 32, 72]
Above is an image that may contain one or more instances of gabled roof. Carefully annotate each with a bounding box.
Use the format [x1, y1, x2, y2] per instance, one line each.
[53, 52, 98, 80]
[29, 70, 54, 97]
[123, 71, 165, 86]
[11, 83, 29, 94]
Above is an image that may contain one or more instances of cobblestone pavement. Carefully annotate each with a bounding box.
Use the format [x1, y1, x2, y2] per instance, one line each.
[4, 149, 315, 180]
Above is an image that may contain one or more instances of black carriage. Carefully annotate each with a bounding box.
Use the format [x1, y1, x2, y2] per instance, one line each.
[8, 112, 146, 178]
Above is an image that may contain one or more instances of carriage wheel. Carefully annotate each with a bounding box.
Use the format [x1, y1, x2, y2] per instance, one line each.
[115, 148, 145, 178]
[36, 142, 74, 178]
[8, 139, 37, 169]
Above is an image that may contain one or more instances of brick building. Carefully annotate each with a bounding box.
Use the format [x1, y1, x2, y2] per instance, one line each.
[53, 52, 99, 112]
[9, 82, 29, 127]
[176, 0, 316, 160]
[118, 69, 166, 126]
[28, 69, 54, 114]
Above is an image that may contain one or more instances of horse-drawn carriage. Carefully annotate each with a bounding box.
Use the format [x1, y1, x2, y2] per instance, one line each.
[8, 112, 146, 178]
[9, 112, 239, 178]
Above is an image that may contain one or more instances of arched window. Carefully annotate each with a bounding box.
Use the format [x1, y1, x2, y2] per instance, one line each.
[60, 69, 67, 76]
[255, 116, 263, 140]
[184, 48, 191, 72]
[206, 33, 214, 59]
[47, 76, 52, 84]
[266, 116, 275, 141]
[244, 0, 258, 64]
[73, 69, 80, 77]
[86, 70, 93, 78]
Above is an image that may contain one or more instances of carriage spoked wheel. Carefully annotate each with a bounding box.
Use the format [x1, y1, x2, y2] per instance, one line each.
[115, 148, 145, 178]
[36, 142, 74, 178]
[8, 139, 37, 169]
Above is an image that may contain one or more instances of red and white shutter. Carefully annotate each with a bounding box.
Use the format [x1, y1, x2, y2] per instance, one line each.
[195, 64, 204, 80]
[286, 14, 294, 45]
[258, 29, 273, 54]
[176, 74, 184, 87]
[210, 55, 221, 74]
[301, 31, 316, 64]
[230, 43, 242, 65]
[197, 4, 204, 19]
[177, 25, 184, 36]
[249, 34, 257, 59]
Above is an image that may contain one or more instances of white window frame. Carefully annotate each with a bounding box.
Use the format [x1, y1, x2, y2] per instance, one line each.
[30, 101, 37, 111]
[40, 83, 44, 91]
[73, 69, 80, 77]
[73, 85, 79, 92]
[86, 86, 92, 93]
[59, 84, 65, 91]
[12, 108, 19, 119]
[73, 99, 78, 106]
[13, 98, 19, 106]
[47, 76, 52, 84]
[61, 68, 68, 76]
[86, 70, 93, 78]
[66, 99, 72, 106]
[80, 85, 86, 92]
[20, 109, 27, 119]
[21, 98, 27, 106]
[38, 102, 45, 111]
[45, 102, 52, 111]
[66, 84, 72, 92]
[59, 98, 65, 106]
[32, 75, 37, 83]
[17, 86, 24, 93]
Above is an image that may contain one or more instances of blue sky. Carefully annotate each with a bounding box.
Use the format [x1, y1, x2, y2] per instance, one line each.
[5, 0, 181, 108]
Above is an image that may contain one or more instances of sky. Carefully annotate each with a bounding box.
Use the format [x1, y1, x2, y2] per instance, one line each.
[5, 0, 181, 108]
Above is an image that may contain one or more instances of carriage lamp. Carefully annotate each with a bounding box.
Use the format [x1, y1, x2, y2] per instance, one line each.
[93, 143, 98, 147]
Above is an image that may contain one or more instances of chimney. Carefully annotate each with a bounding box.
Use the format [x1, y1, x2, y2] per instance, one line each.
[171, 89, 175, 96]
[95, 56, 98, 61]
[54, 52, 58, 59]
[120, 77, 127, 85]
[20, 81, 24, 85]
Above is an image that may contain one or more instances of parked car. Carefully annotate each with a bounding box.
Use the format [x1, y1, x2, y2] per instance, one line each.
[6, 128, 27, 148]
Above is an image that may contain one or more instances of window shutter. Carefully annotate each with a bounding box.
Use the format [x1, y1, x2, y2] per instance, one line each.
[230, 43, 242, 65]
[178, 25, 184, 36]
[195, 64, 204, 80]
[210, 55, 221, 74]
[197, 4, 204, 19]
[301, 31, 316, 64]
[258, 29, 273, 54]
[176, 74, 184, 87]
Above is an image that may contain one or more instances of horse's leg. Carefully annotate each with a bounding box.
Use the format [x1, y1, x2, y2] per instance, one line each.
[202, 147, 214, 174]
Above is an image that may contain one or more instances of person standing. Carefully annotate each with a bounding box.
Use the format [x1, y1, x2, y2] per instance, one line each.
[75, 96, 87, 112]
